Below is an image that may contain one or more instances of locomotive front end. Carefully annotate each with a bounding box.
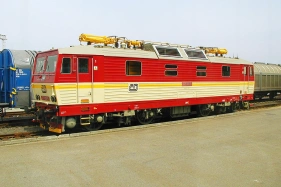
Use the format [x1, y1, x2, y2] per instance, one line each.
[31, 47, 105, 133]
[31, 50, 63, 133]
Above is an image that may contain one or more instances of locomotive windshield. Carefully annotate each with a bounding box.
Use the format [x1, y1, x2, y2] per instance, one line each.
[35, 57, 45, 73]
[46, 55, 57, 72]
[35, 55, 58, 73]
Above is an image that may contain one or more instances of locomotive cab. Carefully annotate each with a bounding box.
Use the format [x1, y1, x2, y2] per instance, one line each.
[32, 50, 58, 104]
[32, 50, 61, 132]
[32, 49, 102, 133]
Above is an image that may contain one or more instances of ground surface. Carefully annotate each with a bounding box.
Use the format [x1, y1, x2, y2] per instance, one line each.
[0, 107, 281, 187]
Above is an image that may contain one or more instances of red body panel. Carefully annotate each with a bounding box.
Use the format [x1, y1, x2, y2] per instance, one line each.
[33, 54, 254, 83]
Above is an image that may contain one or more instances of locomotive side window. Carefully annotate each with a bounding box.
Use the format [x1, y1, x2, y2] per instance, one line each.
[61, 58, 71, 73]
[78, 58, 89, 73]
[155, 46, 181, 57]
[165, 64, 178, 76]
[35, 57, 45, 73]
[45, 55, 57, 73]
[185, 49, 207, 59]
[165, 70, 178, 76]
[250, 67, 253, 76]
[165, 64, 177, 68]
[126, 61, 141, 75]
[222, 66, 231, 76]
[196, 66, 207, 76]
[243, 67, 247, 75]
[243, 66, 253, 76]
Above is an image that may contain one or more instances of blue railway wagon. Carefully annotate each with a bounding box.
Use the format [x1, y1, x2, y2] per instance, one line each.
[0, 49, 37, 108]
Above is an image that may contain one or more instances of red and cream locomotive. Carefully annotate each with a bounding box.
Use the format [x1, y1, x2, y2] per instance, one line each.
[31, 34, 254, 133]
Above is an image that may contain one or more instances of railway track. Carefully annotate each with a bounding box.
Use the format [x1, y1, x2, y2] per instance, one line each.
[1, 100, 281, 145]
[0, 132, 38, 141]
[0, 112, 35, 122]
[250, 97, 281, 108]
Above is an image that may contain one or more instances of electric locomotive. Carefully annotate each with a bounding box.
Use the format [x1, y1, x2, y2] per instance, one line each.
[31, 34, 254, 133]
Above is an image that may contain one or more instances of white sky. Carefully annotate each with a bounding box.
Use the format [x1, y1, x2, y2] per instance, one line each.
[1, 0, 280, 63]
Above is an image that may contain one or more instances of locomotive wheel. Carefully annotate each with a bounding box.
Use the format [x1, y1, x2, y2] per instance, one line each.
[221, 106, 226, 113]
[215, 106, 226, 114]
[269, 93, 275, 100]
[242, 102, 250, 110]
[136, 109, 155, 125]
[228, 102, 240, 112]
[84, 123, 103, 131]
[197, 104, 211, 117]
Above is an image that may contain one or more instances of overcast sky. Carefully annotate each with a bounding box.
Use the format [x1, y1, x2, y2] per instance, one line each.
[0, 0, 280, 63]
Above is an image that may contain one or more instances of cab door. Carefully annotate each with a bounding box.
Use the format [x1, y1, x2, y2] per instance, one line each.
[76, 56, 93, 104]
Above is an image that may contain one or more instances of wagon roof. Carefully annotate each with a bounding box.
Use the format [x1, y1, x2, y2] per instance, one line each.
[254, 63, 281, 74]
[1, 49, 38, 69]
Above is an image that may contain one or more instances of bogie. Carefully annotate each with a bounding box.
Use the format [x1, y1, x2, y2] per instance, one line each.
[135, 109, 156, 125]
[197, 104, 213, 117]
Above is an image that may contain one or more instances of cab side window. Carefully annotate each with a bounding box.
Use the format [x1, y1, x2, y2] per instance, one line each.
[61, 58, 71, 73]
[222, 66, 231, 76]
[78, 58, 89, 73]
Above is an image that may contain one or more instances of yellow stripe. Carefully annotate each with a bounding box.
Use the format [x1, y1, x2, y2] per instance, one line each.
[140, 83, 182, 87]
[32, 84, 54, 89]
[104, 84, 128, 88]
[31, 81, 255, 90]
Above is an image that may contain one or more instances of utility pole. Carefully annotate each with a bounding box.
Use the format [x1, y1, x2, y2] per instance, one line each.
[0, 34, 7, 50]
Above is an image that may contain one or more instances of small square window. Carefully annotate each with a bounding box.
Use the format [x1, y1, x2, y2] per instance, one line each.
[126, 61, 141, 75]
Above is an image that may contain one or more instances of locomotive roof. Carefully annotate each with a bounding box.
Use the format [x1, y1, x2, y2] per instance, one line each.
[56, 45, 252, 65]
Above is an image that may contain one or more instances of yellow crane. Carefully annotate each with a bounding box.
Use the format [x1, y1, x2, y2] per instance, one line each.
[79, 34, 117, 45]
[79, 33, 143, 49]
[200, 47, 228, 56]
